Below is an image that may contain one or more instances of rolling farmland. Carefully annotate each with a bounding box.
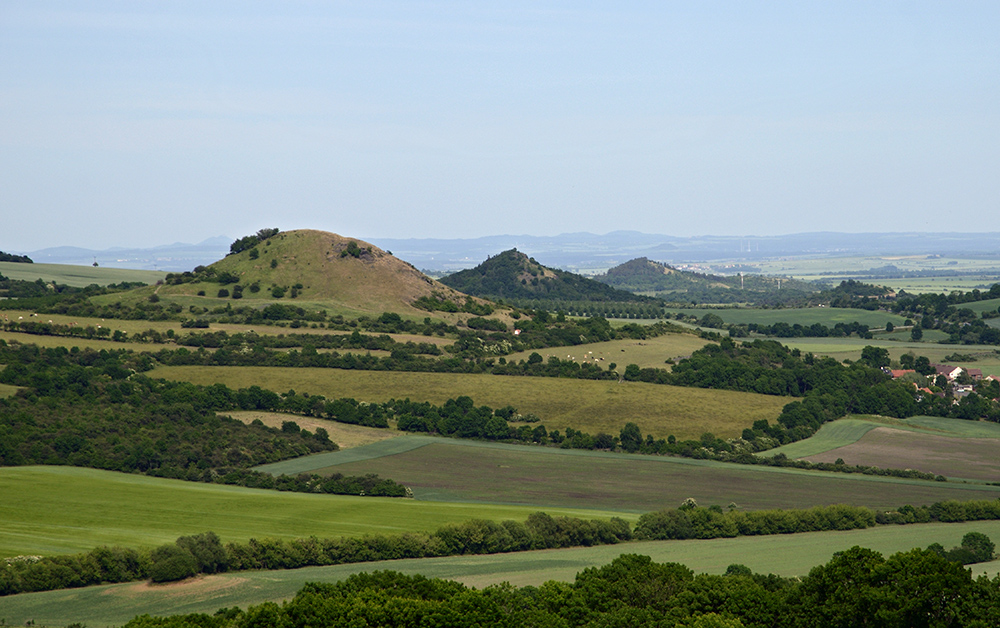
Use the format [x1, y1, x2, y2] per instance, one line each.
[154, 365, 787, 440]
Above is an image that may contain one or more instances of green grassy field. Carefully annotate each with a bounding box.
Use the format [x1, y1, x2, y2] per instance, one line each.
[505, 333, 708, 370]
[5, 521, 1000, 627]
[663, 306, 908, 328]
[0, 382, 18, 398]
[253, 435, 1000, 513]
[0, 466, 634, 559]
[0, 261, 166, 287]
[152, 365, 787, 440]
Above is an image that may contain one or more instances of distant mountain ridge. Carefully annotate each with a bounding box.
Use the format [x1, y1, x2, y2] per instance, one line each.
[11, 231, 1000, 273]
[438, 249, 655, 303]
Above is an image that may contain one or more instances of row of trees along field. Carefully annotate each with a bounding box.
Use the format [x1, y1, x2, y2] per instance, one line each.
[1, 309, 684, 358]
[120, 546, 1000, 628]
[4, 499, 999, 596]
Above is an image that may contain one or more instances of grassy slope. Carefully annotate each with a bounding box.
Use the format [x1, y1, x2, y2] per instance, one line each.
[504, 333, 709, 370]
[255, 435, 1000, 513]
[5, 521, 1000, 627]
[0, 467, 634, 559]
[93, 230, 476, 319]
[152, 365, 788, 440]
[0, 261, 165, 287]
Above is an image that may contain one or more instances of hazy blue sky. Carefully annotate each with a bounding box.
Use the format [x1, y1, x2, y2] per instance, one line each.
[2, 2, 998, 251]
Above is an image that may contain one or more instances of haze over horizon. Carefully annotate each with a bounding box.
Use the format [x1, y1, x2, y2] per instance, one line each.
[3, 2, 998, 252]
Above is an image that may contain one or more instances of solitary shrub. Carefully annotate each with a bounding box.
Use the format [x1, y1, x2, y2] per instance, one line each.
[149, 544, 198, 583]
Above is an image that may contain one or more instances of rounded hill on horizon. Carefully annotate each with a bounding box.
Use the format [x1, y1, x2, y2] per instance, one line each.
[136, 229, 477, 317]
[438, 249, 657, 303]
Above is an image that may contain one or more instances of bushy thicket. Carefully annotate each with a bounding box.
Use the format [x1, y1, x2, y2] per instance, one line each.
[0, 344, 406, 498]
[124, 547, 1000, 628]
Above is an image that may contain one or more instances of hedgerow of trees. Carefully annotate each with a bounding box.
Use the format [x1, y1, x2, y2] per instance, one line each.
[3, 498, 998, 597]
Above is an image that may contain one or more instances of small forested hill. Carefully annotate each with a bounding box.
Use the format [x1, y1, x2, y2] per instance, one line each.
[440, 249, 655, 303]
[149, 229, 473, 316]
[595, 257, 819, 305]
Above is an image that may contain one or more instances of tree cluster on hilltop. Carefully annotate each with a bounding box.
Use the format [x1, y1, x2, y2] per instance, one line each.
[0, 251, 32, 263]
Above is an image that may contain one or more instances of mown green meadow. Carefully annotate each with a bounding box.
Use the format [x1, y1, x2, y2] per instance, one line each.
[0, 261, 166, 287]
[5, 520, 1000, 627]
[255, 435, 1000, 513]
[154, 365, 787, 440]
[0, 466, 634, 559]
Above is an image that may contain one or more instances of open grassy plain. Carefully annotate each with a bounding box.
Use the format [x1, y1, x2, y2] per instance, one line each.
[0, 261, 166, 287]
[153, 365, 788, 440]
[5, 521, 1000, 627]
[0, 466, 634, 559]
[255, 436, 1000, 513]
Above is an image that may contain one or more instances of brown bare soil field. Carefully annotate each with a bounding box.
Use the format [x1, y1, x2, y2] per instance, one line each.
[804, 427, 1000, 481]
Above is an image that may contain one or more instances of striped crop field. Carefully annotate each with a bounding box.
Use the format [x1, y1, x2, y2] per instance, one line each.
[256, 435, 1000, 513]
[760, 415, 1000, 482]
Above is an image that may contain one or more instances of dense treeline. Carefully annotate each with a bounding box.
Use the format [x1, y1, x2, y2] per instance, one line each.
[0, 344, 411, 498]
[0, 276, 145, 303]
[0, 251, 32, 263]
[742, 320, 874, 339]
[120, 547, 1000, 628]
[6, 499, 1000, 598]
